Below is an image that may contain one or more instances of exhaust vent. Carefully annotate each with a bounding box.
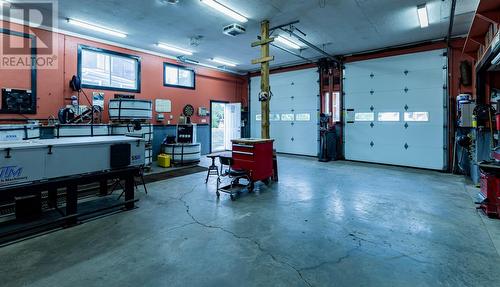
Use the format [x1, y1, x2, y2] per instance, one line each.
[223, 23, 246, 36]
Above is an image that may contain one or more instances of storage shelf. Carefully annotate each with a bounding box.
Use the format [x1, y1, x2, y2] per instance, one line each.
[462, 1, 500, 61]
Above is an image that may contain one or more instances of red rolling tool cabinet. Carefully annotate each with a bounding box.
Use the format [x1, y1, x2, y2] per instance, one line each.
[478, 162, 500, 218]
[231, 139, 274, 184]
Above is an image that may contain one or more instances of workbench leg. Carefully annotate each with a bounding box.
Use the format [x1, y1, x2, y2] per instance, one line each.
[66, 183, 78, 225]
[124, 176, 135, 210]
[99, 179, 108, 196]
[48, 185, 58, 208]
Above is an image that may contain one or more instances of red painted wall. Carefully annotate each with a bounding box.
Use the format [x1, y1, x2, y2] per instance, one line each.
[0, 20, 248, 124]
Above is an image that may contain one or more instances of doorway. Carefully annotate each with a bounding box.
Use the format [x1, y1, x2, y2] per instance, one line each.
[210, 101, 241, 153]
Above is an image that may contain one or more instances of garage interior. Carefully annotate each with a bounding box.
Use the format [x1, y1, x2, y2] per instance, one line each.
[0, 0, 499, 286]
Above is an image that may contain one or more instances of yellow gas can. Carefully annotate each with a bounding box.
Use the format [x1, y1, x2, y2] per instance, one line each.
[158, 154, 171, 168]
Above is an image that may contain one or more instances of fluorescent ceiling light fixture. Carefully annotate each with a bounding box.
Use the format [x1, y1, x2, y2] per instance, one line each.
[200, 0, 248, 23]
[275, 35, 301, 50]
[67, 19, 127, 38]
[417, 4, 429, 28]
[157, 43, 193, 55]
[211, 58, 237, 67]
[0, 0, 11, 5]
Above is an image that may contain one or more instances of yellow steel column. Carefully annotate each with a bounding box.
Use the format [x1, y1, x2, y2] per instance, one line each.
[252, 20, 274, 139]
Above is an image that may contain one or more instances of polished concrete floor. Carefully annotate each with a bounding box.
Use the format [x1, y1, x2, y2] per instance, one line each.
[1, 155, 500, 287]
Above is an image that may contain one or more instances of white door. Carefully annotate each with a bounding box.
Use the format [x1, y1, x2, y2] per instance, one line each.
[344, 49, 447, 170]
[250, 68, 319, 156]
[224, 103, 241, 150]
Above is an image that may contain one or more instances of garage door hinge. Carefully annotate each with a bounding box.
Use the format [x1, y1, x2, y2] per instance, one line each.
[443, 85, 447, 90]
[442, 52, 448, 57]
[442, 65, 447, 70]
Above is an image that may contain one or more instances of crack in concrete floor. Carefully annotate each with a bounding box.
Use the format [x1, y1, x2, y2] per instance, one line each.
[168, 184, 314, 287]
[169, 180, 434, 286]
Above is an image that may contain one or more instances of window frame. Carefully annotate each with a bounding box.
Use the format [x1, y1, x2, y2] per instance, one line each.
[163, 62, 196, 90]
[77, 45, 141, 93]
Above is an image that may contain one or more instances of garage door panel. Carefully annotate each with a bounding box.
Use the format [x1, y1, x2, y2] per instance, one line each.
[344, 49, 446, 170]
[251, 68, 319, 156]
[403, 69, 444, 89]
[401, 89, 445, 107]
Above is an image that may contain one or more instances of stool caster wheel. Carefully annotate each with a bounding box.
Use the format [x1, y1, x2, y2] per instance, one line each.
[216, 191, 220, 197]
[248, 182, 255, 193]
[262, 177, 271, 186]
[230, 194, 236, 201]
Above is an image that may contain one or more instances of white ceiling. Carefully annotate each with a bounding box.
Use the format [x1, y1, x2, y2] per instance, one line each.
[14, 0, 481, 72]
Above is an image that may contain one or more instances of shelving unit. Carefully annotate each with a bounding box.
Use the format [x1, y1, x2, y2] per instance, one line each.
[462, 1, 500, 67]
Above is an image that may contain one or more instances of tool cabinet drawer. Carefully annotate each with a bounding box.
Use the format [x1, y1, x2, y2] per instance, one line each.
[232, 150, 254, 161]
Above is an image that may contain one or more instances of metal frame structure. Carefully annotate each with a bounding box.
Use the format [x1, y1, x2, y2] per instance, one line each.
[269, 20, 342, 65]
[0, 166, 140, 245]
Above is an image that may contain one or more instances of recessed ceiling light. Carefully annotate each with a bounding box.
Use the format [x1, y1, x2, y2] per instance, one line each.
[211, 58, 237, 67]
[67, 19, 127, 38]
[157, 43, 193, 55]
[275, 35, 302, 50]
[417, 4, 429, 28]
[200, 0, 248, 23]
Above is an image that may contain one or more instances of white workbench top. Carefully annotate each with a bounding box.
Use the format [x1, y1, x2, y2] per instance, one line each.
[0, 136, 143, 150]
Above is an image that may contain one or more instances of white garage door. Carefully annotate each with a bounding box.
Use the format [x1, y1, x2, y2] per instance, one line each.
[344, 49, 447, 170]
[251, 68, 319, 156]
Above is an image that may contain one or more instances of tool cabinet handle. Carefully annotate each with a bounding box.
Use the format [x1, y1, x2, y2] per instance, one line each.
[233, 151, 254, 156]
[233, 144, 254, 148]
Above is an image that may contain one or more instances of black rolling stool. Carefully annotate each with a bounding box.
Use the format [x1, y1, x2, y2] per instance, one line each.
[205, 154, 220, 183]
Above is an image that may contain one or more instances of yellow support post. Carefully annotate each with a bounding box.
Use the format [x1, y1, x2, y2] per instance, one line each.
[251, 20, 274, 139]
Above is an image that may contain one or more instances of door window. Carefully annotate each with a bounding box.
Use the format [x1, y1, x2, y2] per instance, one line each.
[355, 112, 374, 121]
[404, 112, 429, 122]
[378, 112, 400, 122]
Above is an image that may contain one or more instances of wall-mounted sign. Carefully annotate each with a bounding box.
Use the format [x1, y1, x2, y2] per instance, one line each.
[155, 99, 171, 113]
